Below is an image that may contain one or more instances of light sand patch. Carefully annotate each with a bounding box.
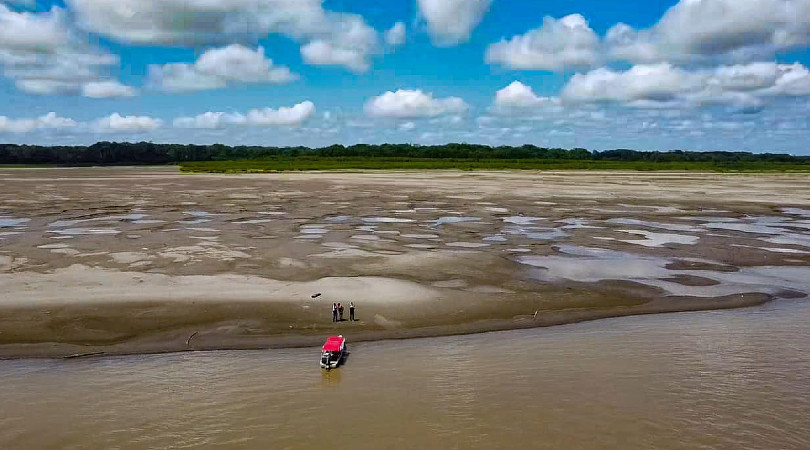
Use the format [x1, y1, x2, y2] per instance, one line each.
[110, 252, 151, 265]
[351, 235, 381, 241]
[51, 248, 80, 256]
[37, 243, 71, 249]
[485, 207, 509, 213]
[401, 233, 440, 239]
[446, 242, 491, 248]
[433, 279, 468, 288]
[406, 244, 437, 249]
[374, 314, 403, 329]
[0, 265, 441, 306]
[278, 257, 307, 268]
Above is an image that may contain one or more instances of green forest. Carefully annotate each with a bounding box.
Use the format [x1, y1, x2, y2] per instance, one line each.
[1, 142, 809, 172]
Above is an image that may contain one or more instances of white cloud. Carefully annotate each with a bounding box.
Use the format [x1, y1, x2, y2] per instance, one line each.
[0, 112, 77, 133]
[243, 101, 317, 126]
[486, 14, 601, 71]
[398, 121, 416, 131]
[149, 44, 296, 92]
[174, 101, 316, 129]
[95, 113, 162, 132]
[173, 112, 229, 129]
[81, 80, 137, 98]
[0, 5, 131, 96]
[385, 22, 406, 47]
[560, 62, 810, 109]
[301, 40, 370, 73]
[493, 81, 560, 113]
[66, 0, 381, 72]
[607, 0, 810, 64]
[365, 89, 469, 118]
[418, 0, 492, 46]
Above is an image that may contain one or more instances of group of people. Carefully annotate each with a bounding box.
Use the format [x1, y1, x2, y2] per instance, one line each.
[331, 302, 355, 322]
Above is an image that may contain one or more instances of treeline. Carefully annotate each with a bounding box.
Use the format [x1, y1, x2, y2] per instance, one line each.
[0, 141, 808, 165]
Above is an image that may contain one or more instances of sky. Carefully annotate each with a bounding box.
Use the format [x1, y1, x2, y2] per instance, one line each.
[1, 0, 810, 153]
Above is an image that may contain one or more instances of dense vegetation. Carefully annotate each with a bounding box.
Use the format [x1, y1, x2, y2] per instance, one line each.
[1, 142, 808, 172]
[180, 158, 810, 173]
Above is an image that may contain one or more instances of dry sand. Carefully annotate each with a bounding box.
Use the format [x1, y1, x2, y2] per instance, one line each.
[1, 167, 809, 358]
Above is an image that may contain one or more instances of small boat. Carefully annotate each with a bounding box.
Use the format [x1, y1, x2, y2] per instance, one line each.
[320, 335, 347, 370]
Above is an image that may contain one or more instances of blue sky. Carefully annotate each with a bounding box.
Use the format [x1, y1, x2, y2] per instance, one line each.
[1, 0, 810, 153]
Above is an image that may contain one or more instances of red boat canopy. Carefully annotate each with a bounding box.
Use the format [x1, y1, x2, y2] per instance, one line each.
[322, 336, 344, 352]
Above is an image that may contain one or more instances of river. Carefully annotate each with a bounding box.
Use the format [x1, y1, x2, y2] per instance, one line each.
[1, 299, 808, 450]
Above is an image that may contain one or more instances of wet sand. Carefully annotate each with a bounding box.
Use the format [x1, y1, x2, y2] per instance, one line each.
[1, 168, 809, 358]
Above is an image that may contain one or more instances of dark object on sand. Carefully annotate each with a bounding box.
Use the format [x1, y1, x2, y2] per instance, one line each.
[311, 293, 322, 298]
[186, 331, 199, 346]
[63, 352, 105, 359]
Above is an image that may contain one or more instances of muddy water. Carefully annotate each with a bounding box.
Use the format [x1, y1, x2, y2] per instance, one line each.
[1, 300, 809, 450]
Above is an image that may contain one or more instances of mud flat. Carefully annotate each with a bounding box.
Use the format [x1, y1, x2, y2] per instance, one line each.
[1, 167, 810, 358]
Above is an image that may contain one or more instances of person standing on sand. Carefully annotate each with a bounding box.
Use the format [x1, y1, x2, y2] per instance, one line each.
[338, 303, 344, 321]
[332, 303, 338, 323]
[349, 302, 355, 321]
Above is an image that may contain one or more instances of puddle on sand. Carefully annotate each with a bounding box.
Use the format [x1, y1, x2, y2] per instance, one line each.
[705, 222, 788, 235]
[782, 207, 810, 218]
[606, 218, 699, 232]
[433, 217, 481, 227]
[362, 217, 415, 224]
[516, 245, 810, 298]
[0, 218, 30, 228]
[558, 218, 602, 230]
[763, 234, 810, 248]
[47, 228, 121, 236]
[618, 230, 700, 247]
[503, 216, 544, 225]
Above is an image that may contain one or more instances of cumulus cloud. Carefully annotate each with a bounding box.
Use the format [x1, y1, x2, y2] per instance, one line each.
[493, 81, 560, 113]
[488, 1, 810, 72]
[301, 40, 370, 73]
[418, 0, 492, 46]
[0, 5, 134, 96]
[608, 0, 810, 64]
[95, 113, 162, 132]
[66, 0, 381, 72]
[365, 89, 469, 118]
[81, 80, 137, 98]
[174, 101, 316, 128]
[0, 112, 77, 133]
[149, 44, 295, 92]
[560, 62, 810, 109]
[486, 14, 601, 71]
[385, 22, 406, 48]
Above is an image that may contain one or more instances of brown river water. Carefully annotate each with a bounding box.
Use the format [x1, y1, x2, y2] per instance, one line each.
[1, 300, 808, 450]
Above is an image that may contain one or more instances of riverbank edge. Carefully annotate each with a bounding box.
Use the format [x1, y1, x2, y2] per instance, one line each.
[0, 292, 776, 360]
